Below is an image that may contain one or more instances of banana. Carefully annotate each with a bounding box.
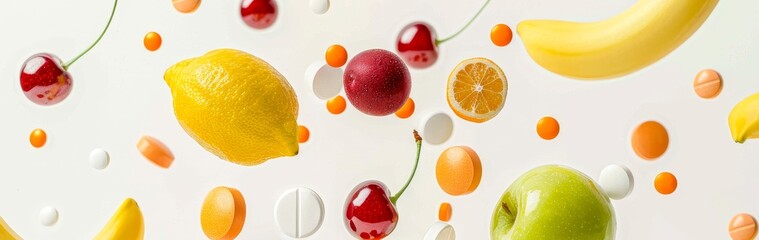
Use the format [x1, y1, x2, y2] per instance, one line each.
[728, 92, 759, 143]
[94, 198, 144, 240]
[518, 0, 719, 80]
[0, 216, 22, 240]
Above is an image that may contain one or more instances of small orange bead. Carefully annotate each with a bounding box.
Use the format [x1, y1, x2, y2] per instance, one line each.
[490, 24, 513, 47]
[298, 125, 310, 143]
[395, 98, 415, 119]
[327, 95, 347, 115]
[29, 128, 47, 148]
[654, 172, 677, 195]
[143, 32, 162, 51]
[536, 116, 560, 140]
[438, 202, 452, 222]
[325, 45, 348, 68]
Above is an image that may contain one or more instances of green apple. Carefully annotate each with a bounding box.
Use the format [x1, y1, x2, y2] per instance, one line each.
[491, 165, 615, 240]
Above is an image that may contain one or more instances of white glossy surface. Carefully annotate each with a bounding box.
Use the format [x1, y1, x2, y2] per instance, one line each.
[309, 0, 329, 15]
[39, 207, 58, 227]
[423, 222, 455, 240]
[275, 187, 325, 238]
[89, 148, 110, 170]
[420, 112, 454, 145]
[599, 165, 634, 200]
[305, 61, 343, 100]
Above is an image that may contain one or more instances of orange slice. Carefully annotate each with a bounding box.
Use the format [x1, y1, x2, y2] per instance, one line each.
[446, 58, 507, 123]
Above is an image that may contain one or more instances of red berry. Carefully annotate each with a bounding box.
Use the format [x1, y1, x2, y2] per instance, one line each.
[343, 49, 411, 116]
[396, 22, 438, 69]
[344, 181, 398, 239]
[240, 0, 278, 29]
[19, 53, 72, 106]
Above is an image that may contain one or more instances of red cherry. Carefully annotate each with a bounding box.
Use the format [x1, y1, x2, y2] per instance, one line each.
[395, 0, 494, 69]
[19, 0, 118, 106]
[240, 0, 278, 29]
[344, 181, 398, 239]
[396, 22, 438, 69]
[343, 131, 423, 239]
[20, 53, 72, 105]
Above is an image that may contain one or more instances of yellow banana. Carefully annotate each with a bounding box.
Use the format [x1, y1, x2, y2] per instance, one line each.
[0, 216, 21, 240]
[729, 93, 759, 143]
[94, 198, 144, 240]
[518, 0, 719, 80]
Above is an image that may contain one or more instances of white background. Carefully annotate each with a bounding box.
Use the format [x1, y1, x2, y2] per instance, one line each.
[0, 0, 757, 239]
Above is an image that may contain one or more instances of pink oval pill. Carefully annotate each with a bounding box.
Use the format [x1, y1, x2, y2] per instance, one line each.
[693, 69, 722, 99]
[729, 213, 757, 240]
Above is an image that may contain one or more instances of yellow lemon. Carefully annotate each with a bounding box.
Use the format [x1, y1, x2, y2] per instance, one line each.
[164, 49, 299, 166]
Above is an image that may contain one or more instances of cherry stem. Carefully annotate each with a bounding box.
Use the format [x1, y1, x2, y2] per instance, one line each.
[390, 130, 423, 205]
[64, 0, 118, 70]
[435, 0, 492, 46]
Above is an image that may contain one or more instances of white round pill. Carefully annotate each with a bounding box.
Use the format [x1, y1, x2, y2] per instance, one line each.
[275, 187, 325, 238]
[420, 112, 454, 145]
[39, 206, 58, 226]
[599, 164, 634, 200]
[309, 0, 329, 14]
[424, 222, 455, 240]
[305, 61, 343, 100]
[89, 148, 110, 170]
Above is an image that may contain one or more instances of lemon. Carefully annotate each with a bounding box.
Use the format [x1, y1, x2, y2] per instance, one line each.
[164, 49, 299, 166]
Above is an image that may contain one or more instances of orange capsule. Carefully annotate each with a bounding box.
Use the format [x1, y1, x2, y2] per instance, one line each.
[29, 128, 47, 148]
[395, 98, 415, 119]
[327, 95, 347, 115]
[325, 45, 348, 68]
[536, 116, 560, 140]
[143, 32, 162, 51]
[654, 172, 677, 195]
[298, 125, 310, 143]
[438, 202, 452, 222]
[490, 24, 513, 47]
[137, 135, 174, 168]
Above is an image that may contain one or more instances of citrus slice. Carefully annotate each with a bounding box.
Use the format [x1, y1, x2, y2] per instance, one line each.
[446, 58, 507, 123]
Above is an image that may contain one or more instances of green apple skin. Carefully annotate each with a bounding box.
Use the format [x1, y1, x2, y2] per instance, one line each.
[491, 165, 615, 240]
